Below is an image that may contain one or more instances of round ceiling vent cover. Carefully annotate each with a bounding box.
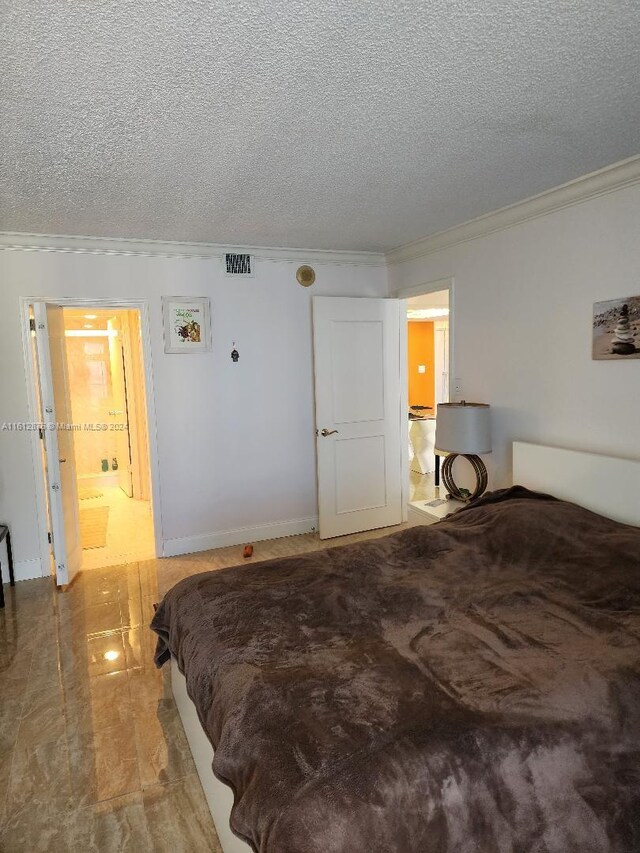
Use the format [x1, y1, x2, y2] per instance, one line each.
[296, 265, 316, 287]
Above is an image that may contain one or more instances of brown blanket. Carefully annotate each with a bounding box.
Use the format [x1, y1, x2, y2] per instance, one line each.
[151, 488, 640, 853]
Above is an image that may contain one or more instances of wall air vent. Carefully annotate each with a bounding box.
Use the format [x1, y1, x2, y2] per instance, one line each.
[224, 253, 254, 277]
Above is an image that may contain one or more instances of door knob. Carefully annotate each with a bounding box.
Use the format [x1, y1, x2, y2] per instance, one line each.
[59, 458, 67, 463]
[320, 429, 339, 437]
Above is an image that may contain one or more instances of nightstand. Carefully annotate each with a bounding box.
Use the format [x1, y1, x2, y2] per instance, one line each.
[407, 497, 466, 525]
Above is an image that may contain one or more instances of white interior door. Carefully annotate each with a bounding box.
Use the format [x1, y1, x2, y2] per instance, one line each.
[119, 311, 151, 500]
[108, 317, 134, 497]
[33, 303, 82, 586]
[434, 320, 450, 405]
[313, 297, 403, 539]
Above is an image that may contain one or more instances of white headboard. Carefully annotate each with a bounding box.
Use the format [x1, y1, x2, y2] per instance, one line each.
[513, 441, 640, 527]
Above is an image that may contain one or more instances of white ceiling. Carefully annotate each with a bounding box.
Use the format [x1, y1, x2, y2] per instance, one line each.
[2, 1, 639, 252]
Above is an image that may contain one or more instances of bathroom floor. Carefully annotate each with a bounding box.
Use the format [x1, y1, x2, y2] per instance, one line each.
[79, 487, 155, 571]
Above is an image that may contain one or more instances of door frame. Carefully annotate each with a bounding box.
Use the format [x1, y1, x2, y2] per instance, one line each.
[20, 297, 163, 576]
[393, 277, 455, 515]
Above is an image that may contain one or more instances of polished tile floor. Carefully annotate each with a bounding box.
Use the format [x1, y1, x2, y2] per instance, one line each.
[0, 523, 407, 852]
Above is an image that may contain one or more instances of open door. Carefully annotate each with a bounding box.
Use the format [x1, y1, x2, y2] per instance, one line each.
[33, 303, 82, 586]
[434, 320, 450, 405]
[313, 297, 403, 539]
[108, 317, 134, 497]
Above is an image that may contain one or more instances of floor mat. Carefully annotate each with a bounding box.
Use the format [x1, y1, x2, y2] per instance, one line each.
[78, 487, 104, 500]
[79, 506, 110, 549]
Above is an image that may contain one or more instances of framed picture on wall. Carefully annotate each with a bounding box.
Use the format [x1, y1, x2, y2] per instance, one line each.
[592, 295, 640, 360]
[162, 296, 212, 353]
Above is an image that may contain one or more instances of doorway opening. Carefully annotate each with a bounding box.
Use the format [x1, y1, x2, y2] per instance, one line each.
[63, 308, 155, 570]
[405, 288, 450, 512]
[26, 301, 158, 584]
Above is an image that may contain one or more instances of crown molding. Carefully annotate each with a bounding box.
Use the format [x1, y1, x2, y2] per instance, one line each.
[4, 155, 638, 269]
[386, 154, 640, 266]
[0, 231, 385, 267]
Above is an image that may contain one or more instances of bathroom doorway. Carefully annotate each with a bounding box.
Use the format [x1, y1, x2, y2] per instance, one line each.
[24, 298, 160, 584]
[63, 308, 155, 570]
[403, 286, 451, 510]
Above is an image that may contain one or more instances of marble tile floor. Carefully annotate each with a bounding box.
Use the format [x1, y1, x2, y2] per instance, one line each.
[0, 523, 407, 852]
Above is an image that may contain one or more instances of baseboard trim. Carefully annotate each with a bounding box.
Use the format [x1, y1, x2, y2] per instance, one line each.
[10, 558, 45, 582]
[162, 516, 319, 558]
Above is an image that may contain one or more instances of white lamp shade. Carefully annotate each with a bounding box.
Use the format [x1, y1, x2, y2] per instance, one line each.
[435, 403, 492, 455]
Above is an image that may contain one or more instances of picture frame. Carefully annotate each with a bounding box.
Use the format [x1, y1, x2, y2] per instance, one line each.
[162, 296, 212, 353]
[592, 295, 640, 360]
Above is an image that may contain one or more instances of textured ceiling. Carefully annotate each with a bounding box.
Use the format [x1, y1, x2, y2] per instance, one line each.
[1, 0, 639, 252]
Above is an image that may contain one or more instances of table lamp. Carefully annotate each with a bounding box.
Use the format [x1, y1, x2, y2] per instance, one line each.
[435, 402, 492, 501]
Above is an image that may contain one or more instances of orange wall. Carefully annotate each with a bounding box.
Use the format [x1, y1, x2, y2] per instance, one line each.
[408, 321, 435, 410]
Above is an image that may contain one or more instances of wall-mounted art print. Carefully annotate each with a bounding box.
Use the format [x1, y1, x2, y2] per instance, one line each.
[162, 297, 211, 353]
[592, 295, 640, 360]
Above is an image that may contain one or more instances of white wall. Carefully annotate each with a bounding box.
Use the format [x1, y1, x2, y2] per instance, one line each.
[0, 247, 386, 578]
[389, 181, 640, 489]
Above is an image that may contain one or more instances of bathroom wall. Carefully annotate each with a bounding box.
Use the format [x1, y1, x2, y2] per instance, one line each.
[407, 321, 435, 410]
[65, 335, 119, 478]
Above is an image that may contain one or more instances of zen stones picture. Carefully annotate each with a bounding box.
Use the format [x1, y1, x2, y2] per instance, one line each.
[592, 296, 640, 359]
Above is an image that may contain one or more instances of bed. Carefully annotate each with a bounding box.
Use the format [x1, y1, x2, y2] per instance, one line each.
[151, 443, 640, 852]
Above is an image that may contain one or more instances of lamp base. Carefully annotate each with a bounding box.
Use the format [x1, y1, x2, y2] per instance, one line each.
[441, 454, 488, 502]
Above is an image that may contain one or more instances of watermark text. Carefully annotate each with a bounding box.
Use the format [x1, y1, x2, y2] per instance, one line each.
[2, 422, 127, 432]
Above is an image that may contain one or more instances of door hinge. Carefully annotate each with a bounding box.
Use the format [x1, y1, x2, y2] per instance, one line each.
[47, 531, 52, 544]
[39, 427, 44, 440]
[29, 317, 36, 332]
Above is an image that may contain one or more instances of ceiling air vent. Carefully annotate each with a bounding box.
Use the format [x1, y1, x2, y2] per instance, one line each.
[224, 253, 254, 277]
